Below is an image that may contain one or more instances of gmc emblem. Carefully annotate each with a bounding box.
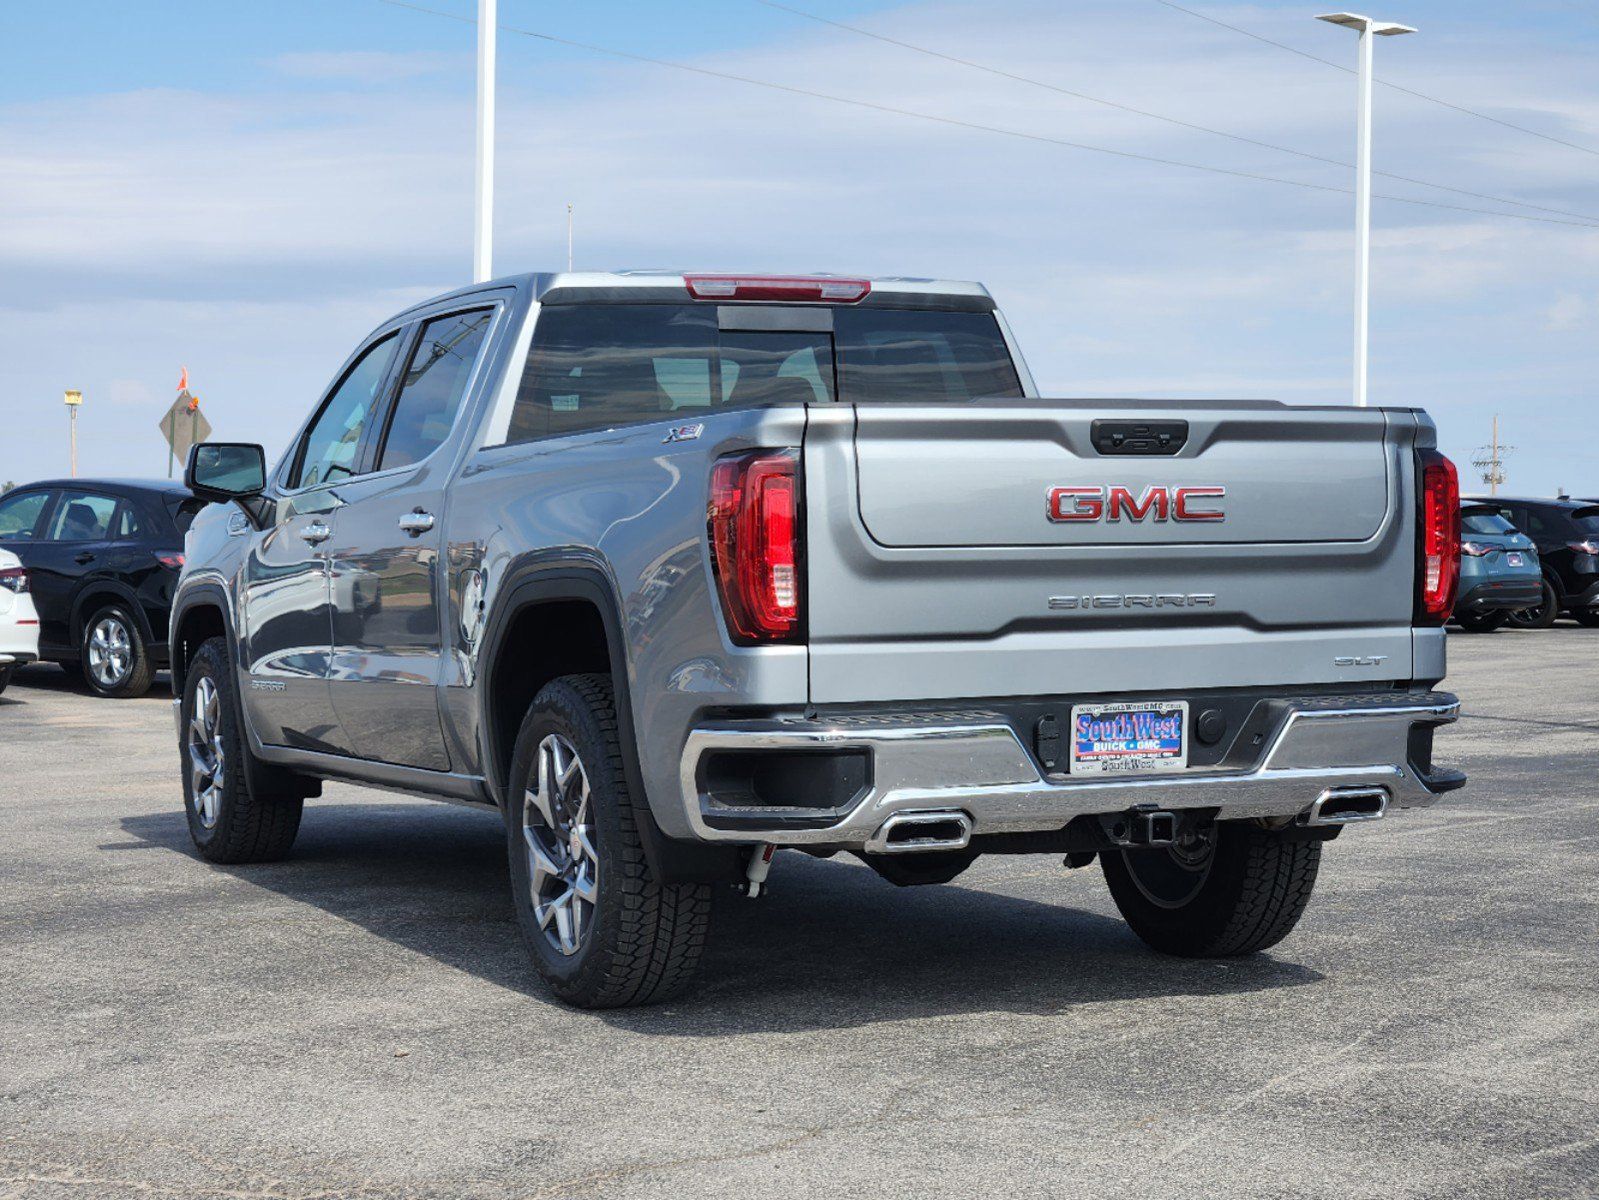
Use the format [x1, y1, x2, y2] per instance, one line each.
[1046, 484, 1226, 523]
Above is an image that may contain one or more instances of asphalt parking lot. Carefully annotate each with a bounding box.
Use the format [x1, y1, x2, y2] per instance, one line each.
[1, 631, 1596, 1200]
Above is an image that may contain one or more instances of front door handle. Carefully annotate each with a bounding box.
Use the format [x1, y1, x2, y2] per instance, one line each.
[398, 510, 435, 536]
[298, 521, 332, 545]
[74, 551, 95, 565]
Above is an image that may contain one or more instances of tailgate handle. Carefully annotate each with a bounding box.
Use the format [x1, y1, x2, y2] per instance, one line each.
[1090, 419, 1187, 456]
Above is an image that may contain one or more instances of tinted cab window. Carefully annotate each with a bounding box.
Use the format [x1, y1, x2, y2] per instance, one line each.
[378, 310, 494, 469]
[293, 333, 400, 489]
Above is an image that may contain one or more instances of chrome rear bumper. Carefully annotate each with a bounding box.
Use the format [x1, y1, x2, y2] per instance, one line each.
[678, 692, 1461, 848]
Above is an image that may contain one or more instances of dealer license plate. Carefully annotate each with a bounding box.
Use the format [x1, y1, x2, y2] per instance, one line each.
[1506, 552, 1525, 566]
[1069, 700, 1189, 776]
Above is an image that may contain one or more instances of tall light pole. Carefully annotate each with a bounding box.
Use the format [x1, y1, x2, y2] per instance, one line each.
[1317, 13, 1415, 408]
[474, 0, 497, 283]
[63, 390, 82, 477]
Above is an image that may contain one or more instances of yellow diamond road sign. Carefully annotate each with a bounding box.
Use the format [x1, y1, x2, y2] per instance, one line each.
[160, 391, 212, 464]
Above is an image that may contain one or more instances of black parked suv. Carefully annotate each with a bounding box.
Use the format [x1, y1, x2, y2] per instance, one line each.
[1466, 495, 1599, 629]
[0, 479, 199, 696]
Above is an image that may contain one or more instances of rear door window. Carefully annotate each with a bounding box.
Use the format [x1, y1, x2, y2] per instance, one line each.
[46, 491, 118, 541]
[378, 309, 495, 470]
[0, 490, 51, 540]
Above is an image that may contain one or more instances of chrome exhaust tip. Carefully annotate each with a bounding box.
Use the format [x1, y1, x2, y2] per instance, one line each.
[1302, 786, 1389, 826]
[865, 810, 974, 855]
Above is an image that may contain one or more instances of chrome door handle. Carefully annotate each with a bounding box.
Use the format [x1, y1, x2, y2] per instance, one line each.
[398, 510, 435, 536]
[298, 521, 331, 545]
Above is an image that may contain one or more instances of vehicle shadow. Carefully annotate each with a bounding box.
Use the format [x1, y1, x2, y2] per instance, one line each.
[3, 662, 171, 699]
[118, 801, 1324, 1033]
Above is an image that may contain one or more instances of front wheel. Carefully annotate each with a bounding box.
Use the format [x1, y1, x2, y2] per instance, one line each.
[1455, 611, 1506, 633]
[1507, 580, 1559, 630]
[1101, 822, 1321, 957]
[181, 637, 303, 863]
[506, 674, 712, 1008]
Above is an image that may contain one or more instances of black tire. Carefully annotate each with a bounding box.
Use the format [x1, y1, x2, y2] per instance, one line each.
[180, 637, 302, 863]
[1507, 580, 1559, 630]
[861, 849, 978, 887]
[0, 665, 10, 696]
[1570, 608, 1599, 628]
[1101, 822, 1321, 957]
[1455, 611, 1506, 633]
[506, 674, 712, 1008]
[80, 604, 155, 698]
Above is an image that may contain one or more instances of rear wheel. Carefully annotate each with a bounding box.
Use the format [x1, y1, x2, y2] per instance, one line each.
[0, 666, 10, 696]
[1101, 822, 1321, 957]
[1570, 608, 1599, 628]
[1455, 611, 1506, 633]
[506, 674, 712, 1008]
[81, 604, 155, 698]
[181, 637, 303, 863]
[1507, 580, 1559, 629]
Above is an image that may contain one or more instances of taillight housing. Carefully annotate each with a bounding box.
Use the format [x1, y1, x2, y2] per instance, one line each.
[1567, 540, 1599, 556]
[153, 552, 185, 571]
[0, 566, 27, 594]
[1416, 450, 1460, 623]
[708, 449, 803, 644]
[1459, 541, 1493, 558]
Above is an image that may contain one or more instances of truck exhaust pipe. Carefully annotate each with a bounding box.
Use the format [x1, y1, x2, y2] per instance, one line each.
[1302, 786, 1388, 826]
[865, 811, 974, 855]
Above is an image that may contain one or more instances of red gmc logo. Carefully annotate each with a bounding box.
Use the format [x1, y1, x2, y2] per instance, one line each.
[1046, 485, 1226, 523]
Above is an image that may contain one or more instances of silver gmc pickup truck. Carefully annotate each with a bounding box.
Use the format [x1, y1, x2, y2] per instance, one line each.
[171, 270, 1465, 1008]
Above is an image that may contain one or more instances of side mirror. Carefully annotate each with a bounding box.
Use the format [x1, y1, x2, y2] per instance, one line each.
[185, 442, 267, 502]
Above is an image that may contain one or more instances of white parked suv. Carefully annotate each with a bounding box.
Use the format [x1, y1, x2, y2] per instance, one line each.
[0, 548, 40, 695]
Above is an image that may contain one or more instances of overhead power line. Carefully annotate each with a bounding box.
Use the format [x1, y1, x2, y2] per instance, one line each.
[1151, 0, 1599, 159]
[374, 0, 1599, 229]
[755, 0, 1599, 225]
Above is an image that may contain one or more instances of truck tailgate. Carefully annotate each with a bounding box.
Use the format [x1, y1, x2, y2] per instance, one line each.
[802, 399, 1423, 705]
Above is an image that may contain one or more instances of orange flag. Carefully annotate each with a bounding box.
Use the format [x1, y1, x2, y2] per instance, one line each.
[177, 366, 189, 392]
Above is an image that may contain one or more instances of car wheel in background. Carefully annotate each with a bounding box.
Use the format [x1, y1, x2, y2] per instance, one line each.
[1570, 609, 1599, 628]
[1507, 580, 1560, 630]
[0, 666, 10, 696]
[1101, 822, 1321, 957]
[1455, 612, 1506, 633]
[506, 673, 712, 1008]
[80, 604, 155, 698]
[181, 636, 303, 863]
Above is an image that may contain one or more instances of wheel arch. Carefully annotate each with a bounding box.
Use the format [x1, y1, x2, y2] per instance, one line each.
[71, 581, 154, 649]
[477, 555, 741, 885]
[169, 583, 235, 697]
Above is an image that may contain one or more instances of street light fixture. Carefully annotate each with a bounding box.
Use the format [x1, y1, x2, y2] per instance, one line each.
[1316, 12, 1416, 408]
[63, 389, 83, 478]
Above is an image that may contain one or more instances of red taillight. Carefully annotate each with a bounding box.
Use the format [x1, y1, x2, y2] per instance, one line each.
[1459, 541, 1493, 558]
[1568, 541, 1599, 556]
[708, 450, 803, 643]
[0, 566, 27, 595]
[684, 274, 870, 304]
[1417, 450, 1460, 623]
[153, 553, 184, 570]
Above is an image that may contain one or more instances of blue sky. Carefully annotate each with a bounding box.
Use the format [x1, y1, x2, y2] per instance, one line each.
[1, 0, 1595, 493]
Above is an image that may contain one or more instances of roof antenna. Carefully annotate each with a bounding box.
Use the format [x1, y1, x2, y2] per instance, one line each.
[567, 203, 574, 272]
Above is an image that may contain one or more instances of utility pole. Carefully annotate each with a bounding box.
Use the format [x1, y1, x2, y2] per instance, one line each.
[1317, 13, 1415, 407]
[473, 0, 497, 283]
[63, 390, 82, 477]
[1471, 415, 1513, 496]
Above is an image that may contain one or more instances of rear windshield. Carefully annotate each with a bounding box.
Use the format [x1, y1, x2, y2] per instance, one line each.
[1572, 507, 1599, 535]
[504, 303, 1021, 444]
[1462, 510, 1516, 535]
[166, 496, 206, 536]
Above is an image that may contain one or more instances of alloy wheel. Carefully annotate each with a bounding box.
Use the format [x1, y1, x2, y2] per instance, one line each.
[88, 616, 131, 688]
[187, 676, 225, 829]
[523, 733, 599, 957]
